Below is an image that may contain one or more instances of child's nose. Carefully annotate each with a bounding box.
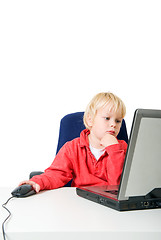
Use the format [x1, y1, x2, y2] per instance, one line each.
[110, 120, 116, 128]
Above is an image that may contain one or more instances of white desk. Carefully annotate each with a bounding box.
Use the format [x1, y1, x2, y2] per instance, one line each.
[0, 187, 161, 240]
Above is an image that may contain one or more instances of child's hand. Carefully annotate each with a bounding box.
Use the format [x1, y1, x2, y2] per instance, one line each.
[100, 133, 118, 148]
[19, 180, 40, 193]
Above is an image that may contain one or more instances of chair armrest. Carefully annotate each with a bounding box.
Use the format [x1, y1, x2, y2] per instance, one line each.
[29, 171, 44, 179]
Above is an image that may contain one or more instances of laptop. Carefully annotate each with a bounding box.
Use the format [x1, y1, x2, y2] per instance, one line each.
[76, 109, 161, 211]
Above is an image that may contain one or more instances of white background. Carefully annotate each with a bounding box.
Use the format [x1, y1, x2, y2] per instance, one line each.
[0, 1, 161, 187]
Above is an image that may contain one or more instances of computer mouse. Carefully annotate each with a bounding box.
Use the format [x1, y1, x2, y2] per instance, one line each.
[11, 184, 36, 198]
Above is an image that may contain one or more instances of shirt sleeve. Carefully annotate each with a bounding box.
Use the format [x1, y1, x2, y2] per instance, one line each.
[30, 142, 73, 190]
[105, 140, 127, 185]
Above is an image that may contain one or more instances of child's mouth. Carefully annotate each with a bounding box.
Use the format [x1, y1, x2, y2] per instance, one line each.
[107, 131, 115, 135]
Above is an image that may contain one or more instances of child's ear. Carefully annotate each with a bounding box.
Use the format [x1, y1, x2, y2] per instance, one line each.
[86, 114, 93, 128]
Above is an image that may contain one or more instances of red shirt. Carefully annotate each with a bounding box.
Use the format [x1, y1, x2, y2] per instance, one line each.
[30, 129, 127, 190]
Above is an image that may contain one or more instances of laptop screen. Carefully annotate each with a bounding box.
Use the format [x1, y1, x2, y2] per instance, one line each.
[118, 109, 161, 201]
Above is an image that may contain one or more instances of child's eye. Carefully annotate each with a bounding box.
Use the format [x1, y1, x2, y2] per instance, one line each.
[105, 117, 110, 120]
[116, 120, 121, 123]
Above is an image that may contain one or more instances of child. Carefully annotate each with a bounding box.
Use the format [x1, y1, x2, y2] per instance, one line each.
[19, 92, 127, 193]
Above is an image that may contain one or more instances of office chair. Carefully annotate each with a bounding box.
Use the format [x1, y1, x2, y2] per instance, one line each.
[29, 112, 128, 186]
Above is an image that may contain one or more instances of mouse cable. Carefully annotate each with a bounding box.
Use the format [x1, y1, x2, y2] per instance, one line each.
[2, 196, 15, 240]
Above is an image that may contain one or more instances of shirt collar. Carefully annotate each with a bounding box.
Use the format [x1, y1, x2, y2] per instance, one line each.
[80, 129, 90, 148]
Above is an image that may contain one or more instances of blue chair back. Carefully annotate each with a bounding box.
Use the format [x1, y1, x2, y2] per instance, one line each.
[55, 112, 128, 187]
[56, 112, 128, 154]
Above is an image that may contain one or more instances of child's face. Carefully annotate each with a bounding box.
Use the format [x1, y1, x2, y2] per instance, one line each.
[88, 103, 123, 142]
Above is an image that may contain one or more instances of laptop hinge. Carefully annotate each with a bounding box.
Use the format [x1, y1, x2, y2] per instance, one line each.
[145, 188, 161, 199]
[120, 188, 161, 202]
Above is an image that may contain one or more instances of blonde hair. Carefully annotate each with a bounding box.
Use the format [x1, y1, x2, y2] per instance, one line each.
[83, 92, 126, 129]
